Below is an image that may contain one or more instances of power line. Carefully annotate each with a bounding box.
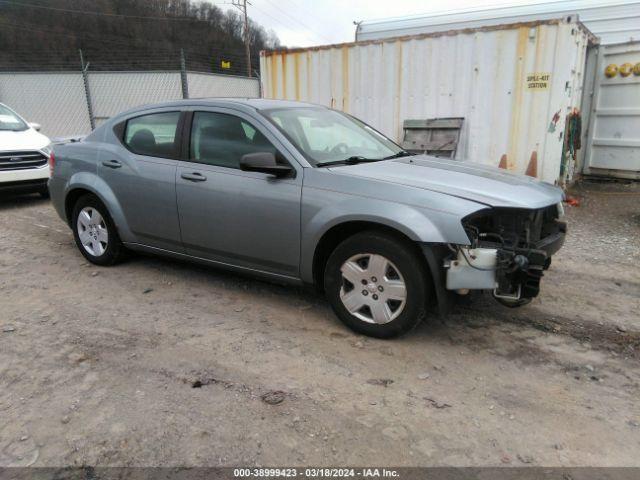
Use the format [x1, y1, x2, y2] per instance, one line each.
[0, 0, 309, 55]
[261, 0, 332, 44]
[0, 2, 269, 73]
[250, 3, 319, 45]
[274, 0, 337, 43]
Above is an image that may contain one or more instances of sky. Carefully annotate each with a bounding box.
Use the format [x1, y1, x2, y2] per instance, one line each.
[218, 0, 563, 47]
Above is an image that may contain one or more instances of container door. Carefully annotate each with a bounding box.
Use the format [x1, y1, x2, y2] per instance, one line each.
[584, 42, 640, 179]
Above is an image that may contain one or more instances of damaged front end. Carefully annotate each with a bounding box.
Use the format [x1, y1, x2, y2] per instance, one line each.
[445, 203, 567, 306]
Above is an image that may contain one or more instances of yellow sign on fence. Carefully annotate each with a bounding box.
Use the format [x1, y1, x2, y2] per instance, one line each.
[526, 72, 551, 90]
[221, 60, 231, 69]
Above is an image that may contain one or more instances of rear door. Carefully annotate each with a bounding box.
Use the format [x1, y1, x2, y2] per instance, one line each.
[99, 109, 184, 251]
[175, 108, 302, 278]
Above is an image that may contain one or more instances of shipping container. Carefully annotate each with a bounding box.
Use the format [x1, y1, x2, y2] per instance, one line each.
[582, 41, 640, 179]
[260, 17, 595, 184]
[355, 0, 640, 46]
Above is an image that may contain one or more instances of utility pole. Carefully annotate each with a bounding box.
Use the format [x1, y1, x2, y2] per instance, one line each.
[232, 0, 252, 77]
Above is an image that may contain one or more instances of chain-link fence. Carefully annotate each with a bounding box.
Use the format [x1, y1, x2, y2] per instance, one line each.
[0, 72, 92, 138]
[0, 50, 260, 138]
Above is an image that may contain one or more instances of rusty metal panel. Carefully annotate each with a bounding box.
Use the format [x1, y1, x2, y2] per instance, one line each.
[261, 18, 591, 184]
[401, 118, 464, 157]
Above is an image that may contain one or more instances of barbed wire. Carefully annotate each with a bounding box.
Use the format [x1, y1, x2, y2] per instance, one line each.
[0, 47, 258, 76]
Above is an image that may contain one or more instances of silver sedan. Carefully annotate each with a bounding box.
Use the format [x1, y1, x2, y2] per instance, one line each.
[49, 99, 565, 338]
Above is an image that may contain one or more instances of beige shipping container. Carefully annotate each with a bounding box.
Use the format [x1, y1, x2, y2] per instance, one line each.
[260, 17, 595, 184]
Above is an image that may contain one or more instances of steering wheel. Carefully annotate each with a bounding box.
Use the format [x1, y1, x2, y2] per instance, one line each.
[330, 143, 349, 156]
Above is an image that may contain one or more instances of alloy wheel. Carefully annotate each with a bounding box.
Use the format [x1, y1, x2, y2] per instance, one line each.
[339, 253, 407, 324]
[76, 206, 108, 257]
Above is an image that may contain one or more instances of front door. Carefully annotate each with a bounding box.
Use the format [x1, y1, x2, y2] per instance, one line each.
[98, 109, 183, 251]
[176, 109, 302, 278]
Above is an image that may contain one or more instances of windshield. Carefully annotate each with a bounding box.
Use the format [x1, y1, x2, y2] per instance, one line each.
[0, 104, 28, 132]
[261, 107, 403, 166]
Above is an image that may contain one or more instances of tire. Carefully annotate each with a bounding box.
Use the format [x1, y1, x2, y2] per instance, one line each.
[71, 194, 125, 266]
[324, 231, 430, 338]
[39, 186, 50, 199]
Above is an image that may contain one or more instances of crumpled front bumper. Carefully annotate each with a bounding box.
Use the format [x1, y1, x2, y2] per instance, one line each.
[445, 220, 567, 300]
[535, 220, 567, 258]
[421, 220, 567, 312]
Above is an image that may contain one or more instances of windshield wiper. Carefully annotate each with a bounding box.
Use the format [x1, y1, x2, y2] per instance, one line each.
[317, 151, 413, 168]
[383, 151, 413, 160]
[316, 156, 381, 168]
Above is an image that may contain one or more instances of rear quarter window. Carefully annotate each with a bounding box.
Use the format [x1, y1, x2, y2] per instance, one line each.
[123, 112, 181, 159]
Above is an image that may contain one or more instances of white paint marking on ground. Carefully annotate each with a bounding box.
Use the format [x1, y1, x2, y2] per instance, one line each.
[34, 223, 67, 234]
[12, 214, 67, 234]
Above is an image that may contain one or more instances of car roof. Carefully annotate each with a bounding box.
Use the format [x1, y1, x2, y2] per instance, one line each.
[134, 98, 323, 112]
[95, 98, 331, 137]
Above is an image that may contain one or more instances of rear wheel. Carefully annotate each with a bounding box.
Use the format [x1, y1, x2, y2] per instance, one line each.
[324, 231, 430, 338]
[71, 194, 125, 266]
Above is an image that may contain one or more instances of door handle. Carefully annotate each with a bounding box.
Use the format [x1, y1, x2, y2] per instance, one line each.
[181, 172, 207, 182]
[102, 160, 122, 169]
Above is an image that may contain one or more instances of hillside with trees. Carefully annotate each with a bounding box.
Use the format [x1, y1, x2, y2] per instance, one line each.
[0, 0, 281, 75]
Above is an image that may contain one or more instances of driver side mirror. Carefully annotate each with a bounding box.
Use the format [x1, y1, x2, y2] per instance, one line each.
[29, 122, 41, 131]
[240, 152, 293, 178]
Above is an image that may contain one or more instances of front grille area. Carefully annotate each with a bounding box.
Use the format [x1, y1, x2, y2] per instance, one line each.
[462, 205, 560, 249]
[0, 150, 48, 171]
[461, 205, 566, 300]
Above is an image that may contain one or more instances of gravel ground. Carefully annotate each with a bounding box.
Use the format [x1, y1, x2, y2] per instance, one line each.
[0, 180, 639, 467]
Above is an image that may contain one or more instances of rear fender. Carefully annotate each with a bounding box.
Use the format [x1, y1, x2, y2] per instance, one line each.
[64, 172, 134, 242]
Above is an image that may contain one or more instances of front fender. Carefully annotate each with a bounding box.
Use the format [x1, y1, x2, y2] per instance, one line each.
[300, 193, 471, 284]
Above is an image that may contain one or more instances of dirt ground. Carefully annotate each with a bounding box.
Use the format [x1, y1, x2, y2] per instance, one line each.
[0, 180, 639, 467]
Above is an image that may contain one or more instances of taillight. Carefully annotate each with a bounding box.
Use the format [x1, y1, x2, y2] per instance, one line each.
[48, 151, 55, 177]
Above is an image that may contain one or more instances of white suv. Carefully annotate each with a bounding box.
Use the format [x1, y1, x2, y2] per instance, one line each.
[0, 103, 52, 197]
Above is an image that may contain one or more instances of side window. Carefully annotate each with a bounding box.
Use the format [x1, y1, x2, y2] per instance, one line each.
[190, 112, 278, 169]
[124, 112, 181, 159]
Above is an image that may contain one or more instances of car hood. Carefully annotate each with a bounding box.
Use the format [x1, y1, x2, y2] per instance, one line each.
[0, 128, 50, 151]
[328, 155, 564, 209]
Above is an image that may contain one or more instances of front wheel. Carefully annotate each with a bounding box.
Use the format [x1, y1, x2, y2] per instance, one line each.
[71, 194, 125, 266]
[324, 231, 430, 338]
